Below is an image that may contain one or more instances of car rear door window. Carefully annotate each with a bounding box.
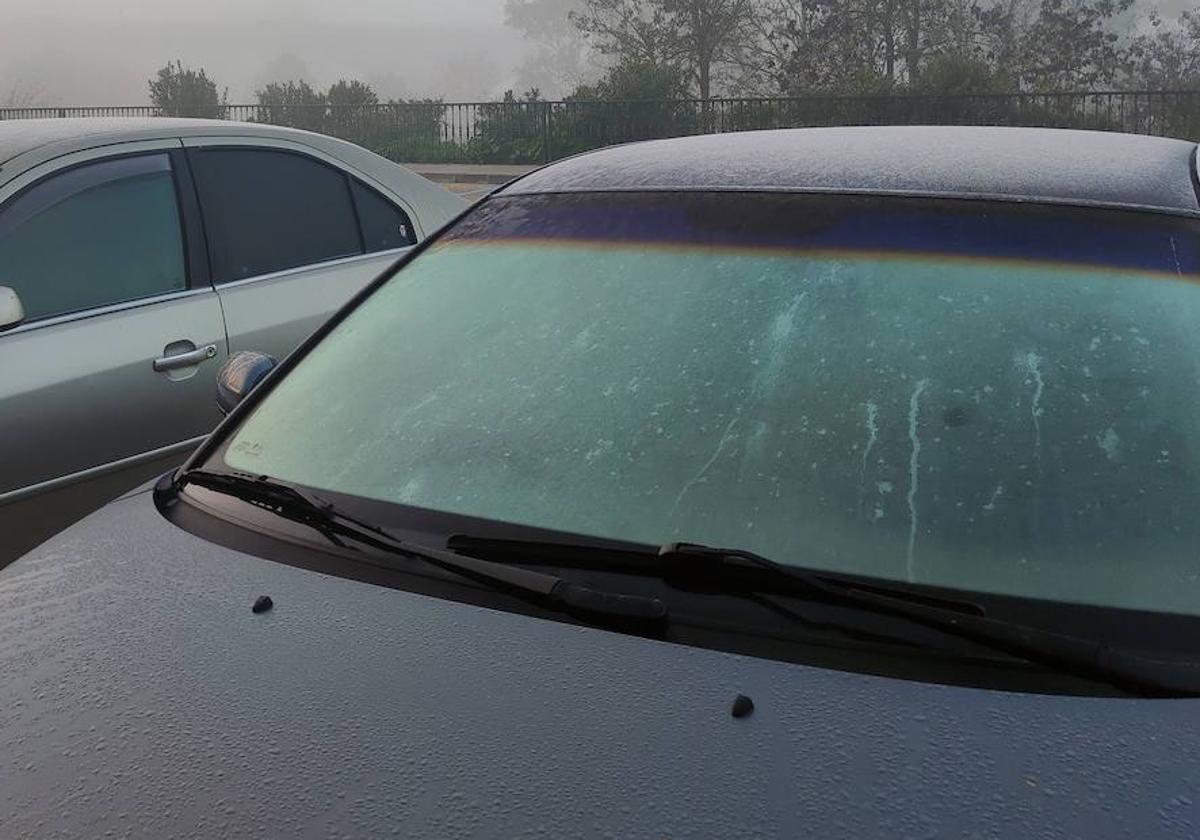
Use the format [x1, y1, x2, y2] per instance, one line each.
[189, 148, 362, 283]
[0, 154, 186, 322]
[351, 179, 417, 252]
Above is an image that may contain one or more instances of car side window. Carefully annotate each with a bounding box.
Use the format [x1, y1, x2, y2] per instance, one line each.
[0, 154, 186, 322]
[189, 148, 362, 283]
[350, 179, 417, 252]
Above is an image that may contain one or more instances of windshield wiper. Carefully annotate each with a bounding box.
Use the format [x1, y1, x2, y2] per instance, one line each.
[448, 534, 982, 612]
[666, 542, 1200, 697]
[174, 470, 668, 633]
[449, 534, 1200, 696]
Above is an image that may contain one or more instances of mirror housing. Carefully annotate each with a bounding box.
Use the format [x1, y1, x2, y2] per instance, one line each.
[0, 286, 25, 332]
[217, 351, 277, 415]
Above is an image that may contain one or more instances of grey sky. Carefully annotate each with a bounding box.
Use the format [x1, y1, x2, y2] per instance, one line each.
[1, 0, 506, 26]
[1, 0, 1190, 106]
[1, 0, 525, 105]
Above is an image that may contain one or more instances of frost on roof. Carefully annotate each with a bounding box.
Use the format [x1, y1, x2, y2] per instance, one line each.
[507, 126, 1200, 213]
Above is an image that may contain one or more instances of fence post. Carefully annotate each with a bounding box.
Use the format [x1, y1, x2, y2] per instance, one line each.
[543, 101, 552, 164]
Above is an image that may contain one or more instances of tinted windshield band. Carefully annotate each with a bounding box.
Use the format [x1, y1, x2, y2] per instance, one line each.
[446, 193, 1200, 277]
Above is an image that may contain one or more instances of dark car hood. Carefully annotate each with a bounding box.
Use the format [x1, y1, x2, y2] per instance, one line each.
[2, 489, 1198, 839]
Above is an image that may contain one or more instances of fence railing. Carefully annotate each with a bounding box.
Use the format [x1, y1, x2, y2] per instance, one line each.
[3, 90, 1197, 165]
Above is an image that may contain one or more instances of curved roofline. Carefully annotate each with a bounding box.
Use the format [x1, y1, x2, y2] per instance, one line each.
[0, 118, 335, 168]
[501, 126, 1200, 215]
[494, 183, 1200, 219]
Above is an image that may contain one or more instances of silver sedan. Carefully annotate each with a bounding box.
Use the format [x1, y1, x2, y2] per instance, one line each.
[0, 118, 466, 564]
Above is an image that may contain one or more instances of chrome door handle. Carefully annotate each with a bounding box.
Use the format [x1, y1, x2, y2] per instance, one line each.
[153, 343, 218, 372]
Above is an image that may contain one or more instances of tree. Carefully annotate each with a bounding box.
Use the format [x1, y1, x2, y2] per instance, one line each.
[1017, 0, 1132, 89]
[323, 79, 381, 141]
[976, 0, 1040, 84]
[327, 79, 379, 108]
[572, 0, 679, 68]
[470, 89, 550, 164]
[739, 0, 1140, 95]
[148, 61, 225, 118]
[571, 57, 693, 98]
[562, 58, 698, 149]
[739, 0, 980, 94]
[254, 79, 326, 131]
[1126, 9, 1200, 88]
[664, 0, 755, 99]
[506, 0, 595, 96]
[1124, 8, 1200, 138]
[2, 80, 47, 109]
[916, 50, 1007, 93]
[740, 0, 898, 94]
[572, 0, 753, 99]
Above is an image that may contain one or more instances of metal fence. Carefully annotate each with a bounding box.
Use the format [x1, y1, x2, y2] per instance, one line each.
[3, 90, 1197, 165]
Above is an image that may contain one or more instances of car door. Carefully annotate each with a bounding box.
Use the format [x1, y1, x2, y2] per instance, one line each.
[183, 138, 418, 361]
[0, 144, 228, 550]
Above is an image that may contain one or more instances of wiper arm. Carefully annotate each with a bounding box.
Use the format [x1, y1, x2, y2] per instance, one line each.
[663, 542, 1200, 697]
[449, 533, 1200, 696]
[175, 470, 667, 633]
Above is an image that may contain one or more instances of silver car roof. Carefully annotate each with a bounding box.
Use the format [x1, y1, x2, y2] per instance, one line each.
[501, 126, 1200, 214]
[0, 118, 331, 167]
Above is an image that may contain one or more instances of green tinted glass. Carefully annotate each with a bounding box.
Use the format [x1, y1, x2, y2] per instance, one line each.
[225, 193, 1200, 615]
[0, 154, 185, 321]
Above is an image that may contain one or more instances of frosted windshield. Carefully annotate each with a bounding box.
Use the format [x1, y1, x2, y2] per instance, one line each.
[224, 193, 1200, 615]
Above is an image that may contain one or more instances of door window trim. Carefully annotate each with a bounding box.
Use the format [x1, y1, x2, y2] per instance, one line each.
[0, 287, 214, 337]
[207, 246, 412, 291]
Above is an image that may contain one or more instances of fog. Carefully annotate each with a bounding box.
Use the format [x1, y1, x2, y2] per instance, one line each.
[1, 0, 526, 105]
[1, 0, 1191, 107]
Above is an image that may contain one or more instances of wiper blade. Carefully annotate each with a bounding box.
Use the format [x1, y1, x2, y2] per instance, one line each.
[449, 534, 1200, 696]
[448, 534, 981, 612]
[176, 470, 668, 632]
[664, 542, 1200, 697]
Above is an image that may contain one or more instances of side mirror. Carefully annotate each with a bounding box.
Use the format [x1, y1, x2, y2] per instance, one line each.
[0, 286, 25, 331]
[217, 351, 277, 415]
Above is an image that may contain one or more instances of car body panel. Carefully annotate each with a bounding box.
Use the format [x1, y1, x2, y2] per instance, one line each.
[1, 492, 1197, 839]
[0, 290, 227, 497]
[208, 250, 406, 364]
[0, 449, 190, 568]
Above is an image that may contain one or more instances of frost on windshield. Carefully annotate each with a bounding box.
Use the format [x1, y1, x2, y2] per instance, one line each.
[228, 224, 1200, 614]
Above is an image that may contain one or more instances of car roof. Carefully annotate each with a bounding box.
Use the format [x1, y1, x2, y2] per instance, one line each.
[0, 117, 332, 167]
[502, 126, 1200, 214]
